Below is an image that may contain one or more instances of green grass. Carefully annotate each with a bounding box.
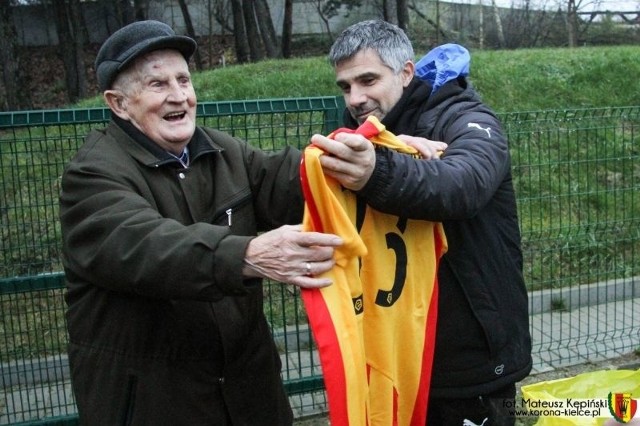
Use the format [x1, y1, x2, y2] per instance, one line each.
[2, 45, 639, 361]
[9, 46, 640, 292]
[75, 45, 640, 111]
[470, 46, 640, 110]
[506, 107, 640, 290]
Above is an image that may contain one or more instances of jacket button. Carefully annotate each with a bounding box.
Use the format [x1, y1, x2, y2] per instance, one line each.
[178, 172, 186, 179]
[219, 377, 225, 384]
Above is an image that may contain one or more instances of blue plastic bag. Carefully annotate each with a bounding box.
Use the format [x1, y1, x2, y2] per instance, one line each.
[415, 43, 470, 94]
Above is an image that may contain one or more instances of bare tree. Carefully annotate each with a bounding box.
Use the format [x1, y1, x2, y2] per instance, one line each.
[314, 0, 334, 40]
[282, 0, 293, 58]
[134, 0, 149, 20]
[567, 0, 578, 46]
[243, 0, 265, 61]
[230, 0, 250, 63]
[177, 0, 204, 70]
[206, 0, 234, 67]
[0, 0, 31, 110]
[377, 0, 407, 31]
[397, 0, 409, 31]
[313, 0, 362, 42]
[210, 0, 234, 33]
[409, 0, 448, 42]
[383, 0, 398, 24]
[52, 0, 88, 103]
[487, 0, 560, 48]
[479, 0, 484, 48]
[116, 0, 136, 26]
[227, 0, 280, 63]
[255, 0, 279, 58]
[491, 0, 506, 47]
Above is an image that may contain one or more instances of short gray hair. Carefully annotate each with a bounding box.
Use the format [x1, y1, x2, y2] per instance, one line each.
[328, 20, 414, 74]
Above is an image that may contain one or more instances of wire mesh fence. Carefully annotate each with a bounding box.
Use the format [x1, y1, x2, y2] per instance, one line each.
[1, 100, 638, 424]
[502, 107, 640, 375]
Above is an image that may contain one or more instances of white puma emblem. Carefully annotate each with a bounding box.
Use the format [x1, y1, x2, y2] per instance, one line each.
[468, 122, 492, 137]
[463, 418, 488, 426]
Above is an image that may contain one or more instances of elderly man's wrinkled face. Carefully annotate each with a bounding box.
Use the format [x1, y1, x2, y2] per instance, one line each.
[109, 49, 196, 154]
[335, 48, 414, 124]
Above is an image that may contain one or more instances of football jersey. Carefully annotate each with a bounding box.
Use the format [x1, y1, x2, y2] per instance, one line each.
[300, 116, 447, 425]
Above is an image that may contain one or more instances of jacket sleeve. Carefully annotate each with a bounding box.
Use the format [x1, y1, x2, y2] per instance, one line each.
[244, 144, 304, 230]
[59, 128, 302, 302]
[358, 100, 512, 222]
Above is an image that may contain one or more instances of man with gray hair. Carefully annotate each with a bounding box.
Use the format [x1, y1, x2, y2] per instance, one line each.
[60, 20, 342, 425]
[311, 19, 532, 425]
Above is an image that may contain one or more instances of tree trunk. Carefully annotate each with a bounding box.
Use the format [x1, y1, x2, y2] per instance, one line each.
[384, 0, 398, 24]
[242, 0, 264, 61]
[230, 0, 250, 63]
[210, 0, 234, 33]
[478, 0, 484, 49]
[134, 0, 149, 20]
[53, 0, 87, 103]
[410, 0, 448, 42]
[117, 0, 135, 26]
[69, 0, 87, 98]
[567, 0, 577, 47]
[281, 0, 293, 58]
[255, 0, 279, 58]
[0, 0, 31, 110]
[177, 0, 203, 70]
[314, 0, 333, 41]
[207, 0, 214, 65]
[491, 0, 506, 47]
[97, 0, 115, 35]
[396, 0, 409, 31]
[435, 0, 441, 44]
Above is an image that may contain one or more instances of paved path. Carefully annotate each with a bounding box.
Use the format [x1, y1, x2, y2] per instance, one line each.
[2, 298, 638, 424]
[287, 297, 640, 419]
[529, 296, 639, 374]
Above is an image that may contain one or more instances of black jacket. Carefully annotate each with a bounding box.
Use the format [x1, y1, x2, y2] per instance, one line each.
[346, 77, 532, 398]
[60, 121, 301, 425]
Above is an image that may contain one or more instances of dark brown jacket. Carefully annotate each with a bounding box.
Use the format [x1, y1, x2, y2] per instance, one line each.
[60, 120, 302, 425]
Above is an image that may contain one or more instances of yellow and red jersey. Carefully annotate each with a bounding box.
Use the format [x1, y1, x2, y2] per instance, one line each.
[300, 116, 447, 425]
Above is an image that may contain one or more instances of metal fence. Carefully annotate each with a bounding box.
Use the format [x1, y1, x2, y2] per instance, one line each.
[1, 99, 639, 425]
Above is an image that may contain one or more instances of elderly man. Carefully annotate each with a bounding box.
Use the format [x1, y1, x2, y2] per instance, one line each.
[59, 20, 341, 425]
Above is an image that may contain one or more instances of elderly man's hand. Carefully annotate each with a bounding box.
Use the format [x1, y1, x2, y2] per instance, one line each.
[311, 132, 376, 191]
[243, 225, 343, 289]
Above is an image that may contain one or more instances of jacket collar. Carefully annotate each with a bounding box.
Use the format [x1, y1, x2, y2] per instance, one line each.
[381, 78, 432, 135]
[111, 115, 221, 167]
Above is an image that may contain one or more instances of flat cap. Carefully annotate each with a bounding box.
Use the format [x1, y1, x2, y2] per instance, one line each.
[95, 20, 197, 91]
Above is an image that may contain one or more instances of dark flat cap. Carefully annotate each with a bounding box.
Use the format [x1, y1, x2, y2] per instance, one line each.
[95, 20, 197, 91]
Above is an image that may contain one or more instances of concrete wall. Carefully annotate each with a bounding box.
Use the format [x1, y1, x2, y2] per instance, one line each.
[11, 0, 380, 47]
